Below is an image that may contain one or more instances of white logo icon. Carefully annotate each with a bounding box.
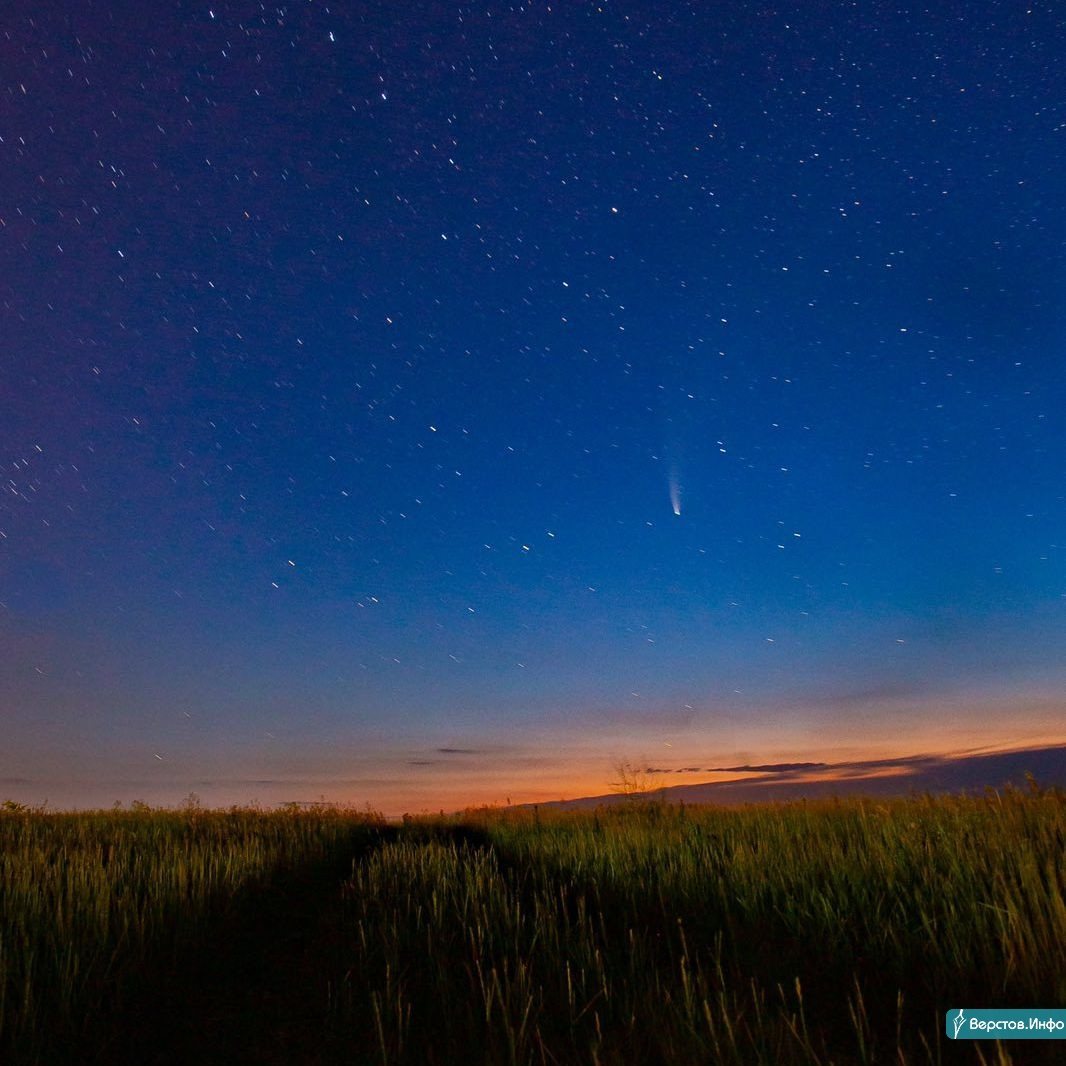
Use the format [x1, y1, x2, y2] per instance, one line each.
[953, 1009, 965, 1039]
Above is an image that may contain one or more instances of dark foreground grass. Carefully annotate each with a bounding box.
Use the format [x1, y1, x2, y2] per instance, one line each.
[2, 788, 1064, 1064]
[0, 804, 389, 1064]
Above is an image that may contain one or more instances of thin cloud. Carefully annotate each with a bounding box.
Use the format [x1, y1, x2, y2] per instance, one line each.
[640, 762, 827, 775]
[712, 762, 829, 773]
[800, 679, 942, 709]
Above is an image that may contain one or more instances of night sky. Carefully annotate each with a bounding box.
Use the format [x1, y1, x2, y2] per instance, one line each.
[3, 1, 1065, 812]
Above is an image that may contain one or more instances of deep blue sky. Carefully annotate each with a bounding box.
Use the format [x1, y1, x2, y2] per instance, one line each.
[3, 1, 1064, 811]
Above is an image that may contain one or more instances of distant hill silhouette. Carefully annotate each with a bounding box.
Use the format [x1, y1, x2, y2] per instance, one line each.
[545, 744, 1066, 809]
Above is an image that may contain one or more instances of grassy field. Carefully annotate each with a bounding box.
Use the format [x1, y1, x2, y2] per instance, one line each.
[2, 788, 1063, 1064]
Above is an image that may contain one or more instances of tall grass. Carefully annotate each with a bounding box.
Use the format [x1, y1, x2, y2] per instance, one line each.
[330, 790, 1066, 1065]
[3, 789, 1063, 1064]
[0, 803, 384, 1063]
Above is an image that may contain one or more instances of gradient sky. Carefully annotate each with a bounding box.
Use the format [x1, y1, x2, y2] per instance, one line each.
[2, 1, 1065, 813]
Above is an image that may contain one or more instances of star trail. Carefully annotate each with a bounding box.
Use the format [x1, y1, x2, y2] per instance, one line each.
[2, 1, 1064, 812]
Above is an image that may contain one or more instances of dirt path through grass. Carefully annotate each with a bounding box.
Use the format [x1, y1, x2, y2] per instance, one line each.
[107, 827, 396, 1066]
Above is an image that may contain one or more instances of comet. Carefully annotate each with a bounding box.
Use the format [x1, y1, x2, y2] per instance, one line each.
[669, 467, 682, 516]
